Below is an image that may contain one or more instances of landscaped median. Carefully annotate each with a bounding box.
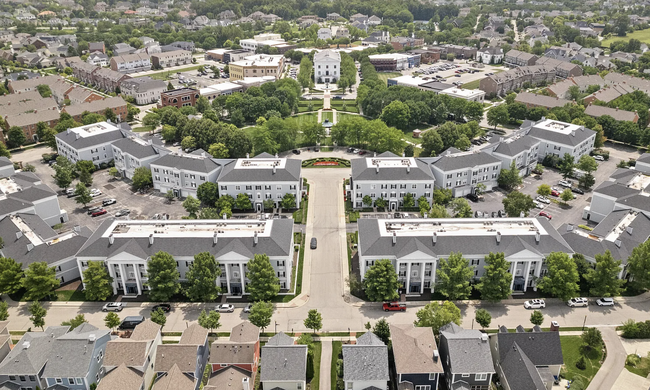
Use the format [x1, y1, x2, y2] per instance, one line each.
[302, 158, 351, 168]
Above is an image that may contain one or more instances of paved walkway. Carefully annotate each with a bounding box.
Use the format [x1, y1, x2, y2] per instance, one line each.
[587, 328, 627, 390]
[611, 369, 650, 389]
[320, 339, 332, 390]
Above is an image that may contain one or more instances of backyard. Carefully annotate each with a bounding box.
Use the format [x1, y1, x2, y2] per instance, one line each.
[560, 335, 603, 390]
[602, 28, 650, 47]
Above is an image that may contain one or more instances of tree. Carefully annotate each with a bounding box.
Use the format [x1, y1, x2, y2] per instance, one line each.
[146, 251, 181, 301]
[82, 261, 114, 301]
[414, 301, 462, 335]
[0, 257, 24, 295]
[79, 169, 93, 187]
[104, 312, 120, 331]
[362, 195, 373, 207]
[22, 262, 60, 301]
[236, 193, 252, 210]
[436, 252, 473, 300]
[196, 96, 210, 113]
[558, 153, 575, 179]
[151, 307, 167, 328]
[586, 250, 625, 297]
[75, 182, 93, 207]
[196, 182, 218, 206]
[475, 308, 492, 329]
[302, 122, 326, 145]
[476, 252, 513, 302]
[372, 318, 391, 345]
[0, 301, 8, 321]
[421, 129, 444, 157]
[165, 190, 175, 203]
[61, 314, 87, 330]
[52, 163, 73, 189]
[627, 240, 650, 291]
[380, 101, 411, 130]
[247, 254, 281, 301]
[281, 193, 297, 209]
[132, 167, 152, 191]
[0, 142, 10, 158]
[581, 328, 603, 351]
[143, 113, 161, 129]
[537, 252, 580, 301]
[498, 161, 522, 191]
[502, 191, 535, 217]
[6, 127, 27, 148]
[304, 309, 323, 333]
[182, 195, 201, 217]
[248, 301, 273, 331]
[579, 173, 596, 190]
[363, 259, 400, 302]
[167, 82, 174, 91]
[530, 310, 544, 326]
[181, 136, 197, 151]
[198, 309, 221, 333]
[29, 301, 47, 330]
[208, 143, 229, 158]
[487, 104, 510, 129]
[560, 188, 574, 205]
[184, 252, 221, 301]
[451, 198, 472, 218]
[402, 193, 415, 208]
[537, 184, 551, 197]
[577, 155, 598, 174]
[432, 189, 452, 205]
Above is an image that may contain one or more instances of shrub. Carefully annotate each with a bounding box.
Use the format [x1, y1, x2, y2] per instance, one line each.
[578, 225, 593, 231]
[575, 356, 586, 370]
[626, 354, 641, 367]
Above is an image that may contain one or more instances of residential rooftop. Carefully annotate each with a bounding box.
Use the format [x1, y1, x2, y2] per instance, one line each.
[105, 219, 273, 239]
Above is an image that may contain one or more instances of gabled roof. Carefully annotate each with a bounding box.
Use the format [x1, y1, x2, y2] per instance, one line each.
[205, 365, 250, 390]
[390, 324, 443, 374]
[430, 151, 501, 172]
[179, 323, 208, 345]
[229, 322, 260, 343]
[42, 323, 111, 378]
[0, 327, 70, 376]
[130, 319, 161, 341]
[492, 135, 540, 157]
[154, 344, 200, 373]
[439, 323, 495, 374]
[261, 332, 307, 382]
[153, 363, 196, 390]
[96, 363, 144, 390]
[103, 340, 150, 368]
[151, 153, 222, 174]
[496, 330, 563, 366]
[500, 342, 547, 390]
[111, 137, 163, 159]
[342, 332, 389, 382]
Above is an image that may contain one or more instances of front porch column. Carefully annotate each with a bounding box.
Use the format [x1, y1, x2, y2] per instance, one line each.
[118, 263, 127, 295]
[134, 263, 142, 296]
[225, 264, 231, 295]
[523, 261, 532, 291]
[510, 261, 518, 291]
[395, 261, 401, 287]
[420, 262, 425, 294]
[533, 260, 544, 291]
[431, 260, 438, 293]
[107, 263, 117, 295]
[239, 263, 246, 295]
[406, 262, 412, 294]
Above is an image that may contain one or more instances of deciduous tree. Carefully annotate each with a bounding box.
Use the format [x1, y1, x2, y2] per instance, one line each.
[476, 252, 513, 302]
[75, 182, 93, 207]
[414, 301, 461, 334]
[248, 302, 273, 331]
[184, 252, 221, 301]
[372, 318, 391, 344]
[363, 259, 399, 302]
[61, 314, 87, 330]
[104, 312, 120, 331]
[146, 251, 181, 301]
[436, 252, 473, 300]
[530, 310, 544, 326]
[198, 309, 221, 333]
[29, 301, 47, 330]
[304, 309, 323, 333]
[182, 195, 201, 217]
[585, 251, 625, 297]
[247, 254, 280, 302]
[0, 257, 23, 295]
[628, 240, 650, 291]
[502, 191, 535, 217]
[475, 308, 492, 329]
[151, 308, 167, 328]
[22, 262, 60, 301]
[82, 261, 114, 301]
[538, 252, 580, 301]
[131, 167, 152, 191]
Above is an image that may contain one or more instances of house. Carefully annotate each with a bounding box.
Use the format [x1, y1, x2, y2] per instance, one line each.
[89, 41, 105, 53]
[150, 50, 192, 68]
[439, 323, 495, 390]
[335, 26, 350, 38]
[4, 108, 60, 143]
[55, 121, 127, 167]
[357, 217, 574, 294]
[160, 88, 199, 108]
[390, 324, 443, 390]
[119, 76, 166, 105]
[7, 74, 62, 93]
[152, 324, 209, 390]
[110, 53, 151, 73]
[478, 46, 504, 64]
[350, 152, 435, 210]
[87, 51, 109, 66]
[368, 15, 382, 25]
[0, 322, 10, 365]
[209, 322, 260, 386]
[0, 326, 71, 390]
[350, 13, 368, 24]
[521, 118, 596, 161]
[342, 332, 388, 390]
[427, 150, 502, 198]
[584, 104, 639, 123]
[317, 28, 332, 41]
[98, 320, 162, 390]
[391, 36, 424, 50]
[313, 49, 340, 83]
[216, 153, 303, 210]
[260, 332, 307, 390]
[362, 30, 390, 45]
[479, 65, 556, 96]
[534, 56, 583, 79]
[67, 87, 104, 105]
[514, 92, 571, 110]
[167, 41, 195, 52]
[111, 136, 169, 179]
[113, 43, 136, 56]
[75, 217, 294, 296]
[504, 49, 538, 67]
[41, 323, 112, 390]
[490, 326, 563, 390]
[326, 12, 341, 21]
[63, 96, 128, 123]
[91, 67, 132, 92]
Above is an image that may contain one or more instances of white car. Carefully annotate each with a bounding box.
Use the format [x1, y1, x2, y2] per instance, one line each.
[243, 304, 253, 313]
[567, 297, 588, 307]
[533, 201, 544, 209]
[524, 299, 546, 309]
[594, 155, 605, 161]
[90, 189, 102, 197]
[215, 304, 235, 313]
[559, 180, 572, 188]
[102, 302, 125, 312]
[536, 196, 551, 204]
[596, 298, 615, 306]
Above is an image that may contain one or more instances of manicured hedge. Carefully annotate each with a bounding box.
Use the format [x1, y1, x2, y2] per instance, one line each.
[302, 157, 351, 167]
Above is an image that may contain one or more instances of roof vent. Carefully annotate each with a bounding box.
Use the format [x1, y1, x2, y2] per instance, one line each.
[496, 231, 501, 243]
[567, 224, 574, 232]
[254, 232, 258, 245]
[15, 231, 22, 240]
[392, 231, 396, 245]
[407, 166, 410, 173]
[88, 334, 96, 342]
[481, 333, 488, 342]
[26, 243, 33, 252]
[376, 166, 379, 174]
[213, 232, 218, 244]
[615, 239, 621, 248]
[149, 234, 154, 245]
[433, 350, 439, 362]
[432, 232, 437, 245]
[273, 165, 276, 174]
[22, 341, 30, 349]
[108, 234, 114, 245]
[535, 231, 540, 243]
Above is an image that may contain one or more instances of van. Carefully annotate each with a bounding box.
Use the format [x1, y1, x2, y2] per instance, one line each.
[310, 238, 317, 249]
[118, 316, 145, 330]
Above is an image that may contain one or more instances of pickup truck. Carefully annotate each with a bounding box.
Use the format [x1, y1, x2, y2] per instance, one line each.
[382, 302, 406, 312]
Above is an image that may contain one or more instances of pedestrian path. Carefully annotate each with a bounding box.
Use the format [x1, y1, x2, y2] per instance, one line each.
[320, 339, 332, 390]
[586, 327, 627, 390]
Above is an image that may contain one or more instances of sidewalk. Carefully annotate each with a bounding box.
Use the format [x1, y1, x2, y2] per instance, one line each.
[586, 328, 627, 390]
[320, 339, 332, 390]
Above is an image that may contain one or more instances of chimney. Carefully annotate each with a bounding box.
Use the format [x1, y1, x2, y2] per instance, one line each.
[246, 153, 250, 158]
[109, 234, 114, 245]
[407, 166, 410, 173]
[67, 127, 71, 134]
[273, 165, 276, 174]
[254, 232, 258, 245]
[376, 166, 379, 174]
[374, 152, 377, 157]
[213, 232, 218, 244]
[242, 378, 250, 390]
[433, 350, 439, 362]
[481, 333, 489, 342]
[76, 133, 80, 140]
[392, 231, 396, 245]
[615, 239, 622, 248]
[535, 231, 540, 243]
[496, 231, 501, 243]
[15, 231, 22, 239]
[149, 234, 154, 245]
[432, 232, 437, 245]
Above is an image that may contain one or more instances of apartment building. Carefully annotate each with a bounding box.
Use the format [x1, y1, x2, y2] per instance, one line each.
[160, 88, 199, 108]
[120, 77, 167, 105]
[426, 150, 502, 198]
[217, 153, 303, 210]
[55, 121, 126, 167]
[7, 74, 62, 93]
[390, 36, 424, 50]
[63, 96, 128, 123]
[358, 217, 573, 295]
[111, 136, 169, 179]
[479, 65, 556, 96]
[228, 55, 285, 81]
[5, 108, 60, 143]
[484, 134, 541, 176]
[1, 92, 59, 142]
[349, 152, 435, 210]
[110, 52, 152, 73]
[514, 92, 571, 110]
[582, 168, 650, 223]
[150, 50, 192, 68]
[522, 118, 596, 161]
[75, 218, 294, 296]
[503, 49, 538, 67]
[92, 67, 132, 92]
[150, 152, 222, 198]
[535, 56, 583, 78]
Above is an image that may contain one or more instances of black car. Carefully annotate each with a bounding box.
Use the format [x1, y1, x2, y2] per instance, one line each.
[151, 303, 171, 313]
[292, 149, 301, 155]
[333, 96, 343, 100]
[571, 187, 585, 195]
[466, 193, 480, 202]
[310, 237, 317, 249]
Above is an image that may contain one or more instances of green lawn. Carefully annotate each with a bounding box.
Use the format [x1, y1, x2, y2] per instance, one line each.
[54, 290, 87, 301]
[602, 28, 650, 47]
[463, 78, 482, 90]
[322, 111, 334, 123]
[329, 99, 359, 113]
[297, 100, 324, 112]
[377, 72, 402, 85]
[561, 336, 603, 390]
[331, 341, 343, 390]
[287, 113, 318, 128]
[139, 65, 204, 80]
[626, 354, 650, 377]
[132, 126, 154, 132]
[312, 342, 322, 390]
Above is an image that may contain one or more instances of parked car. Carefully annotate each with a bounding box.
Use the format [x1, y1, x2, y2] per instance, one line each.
[539, 211, 552, 220]
[310, 237, 317, 249]
[524, 299, 546, 309]
[474, 210, 483, 218]
[90, 189, 102, 197]
[92, 209, 107, 217]
[567, 297, 588, 307]
[536, 196, 550, 204]
[550, 190, 560, 197]
[559, 180, 572, 188]
[87, 206, 101, 215]
[215, 304, 235, 313]
[358, 151, 367, 155]
[534, 200, 544, 209]
[243, 304, 253, 313]
[466, 193, 481, 202]
[151, 303, 171, 313]
[594, 155, 605, 161]
[118, 316, 144, 330]
[596, 298, 615, 306]
[292, 149, 301, 155]
[571, 187, 585, 195]
[382, 302, 406, 312]
[115, 209, 131, 217]
[102, 198, 117, 206]
[102, 302, 125, 312]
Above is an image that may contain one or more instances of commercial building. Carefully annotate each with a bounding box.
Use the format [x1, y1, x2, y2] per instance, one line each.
[313, 49, 341, 83]
[75, 217, 295, 296]
[436, 44, 477, 59]
[160, 88, 200, 108]
[358, 217, 573, 295]
[438, 87, 485, 102]
[390, 36, 424, 50]
[151, 50, 192, 68]
[119, 77, 167, 105]
[228, 55, 285, 81]
[110, 52, 151, 73]
[55, 121, 127, 167]
[368, 53, 420, 71]
[150, 152, 222, 198]
[200, 82, 244, 100]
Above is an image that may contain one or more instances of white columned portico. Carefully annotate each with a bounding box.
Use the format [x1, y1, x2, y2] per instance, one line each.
[225, 265, 231, 295]
[118, 263, 127, 294]
[134, 263, 142, 296]
[406, 262, 412, 294]
[420, 262, 425, 294]
[107, 262, 117, 295]
[523, 261, 532, 292]
[431, 260, 438, 292]
[239, 263, 246, 295]
[510, 261, 518, 291]
[533, 260, 544, 291]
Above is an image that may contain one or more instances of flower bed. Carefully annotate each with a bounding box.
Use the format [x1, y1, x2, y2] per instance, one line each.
[302, 158, 351, 167]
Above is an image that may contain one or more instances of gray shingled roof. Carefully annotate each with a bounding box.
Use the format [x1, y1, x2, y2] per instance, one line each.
[431, 152, 501, 172]
[111, 137, 163, 159]
[593, 181, 639, 200]
[217, 155, 301, 183]
[42, 323, 110, 378]
[500, 343, 547, 390]
[56, 128, 125, 150]
[351, 154, 435, 181]
[492, 135, 540, 157]
[261, 341, 307, 382]
[439, 323, 495, 375]
[0, 327, 70, 376]
[6, 184, 56, 203]
[342, 333, 389, 382]
[496, 330, 563, 366]
[151, 153, 222, 174]
[637, 153, 650, 164]
[525, 123, 596, 147]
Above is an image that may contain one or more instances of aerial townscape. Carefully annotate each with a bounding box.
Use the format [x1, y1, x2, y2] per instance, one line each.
[3, 0, 650, 389]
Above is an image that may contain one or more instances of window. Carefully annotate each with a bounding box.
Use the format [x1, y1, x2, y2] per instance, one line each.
[471, 259, 479, 266]
[235, 186, 241, 191]
[462, 374, 470, 378]
[68, 378, 75, 385]
[475, 373, 488, 381]
[56, 379, 62, 384]
[29, 376, 35, 382]
[221, 186, 227, 190]
[415, 386, 431, 390]
[19, 376, 25, 382]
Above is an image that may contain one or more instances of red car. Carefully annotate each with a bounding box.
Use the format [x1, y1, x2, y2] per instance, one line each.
[550, 190, 560, 197]
[539, 211, 552, 220]
[382, 302, 406, 312]
[91, 209, 107, 217]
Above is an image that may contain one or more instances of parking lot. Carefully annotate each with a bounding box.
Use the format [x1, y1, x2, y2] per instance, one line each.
[401, 59, 504, 86]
